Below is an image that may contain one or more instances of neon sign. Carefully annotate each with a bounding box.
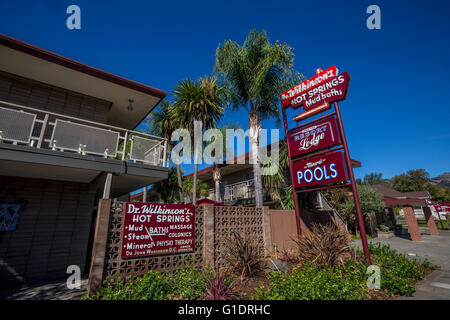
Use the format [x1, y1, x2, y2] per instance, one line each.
[291, 152, 349, 189]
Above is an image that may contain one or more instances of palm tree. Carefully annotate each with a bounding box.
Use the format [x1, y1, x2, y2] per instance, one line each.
[215, 29, 303, 207]
[151, 167, 179, 203]
[171, 77, 224, 205]
[182, 177, 209, 203]
[145, 100, 184, 203]
[262, 141, 289, 209]
[210, 124, 241, 202]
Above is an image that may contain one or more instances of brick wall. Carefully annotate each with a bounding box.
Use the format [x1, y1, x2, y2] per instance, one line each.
[0, 176, 95, 287]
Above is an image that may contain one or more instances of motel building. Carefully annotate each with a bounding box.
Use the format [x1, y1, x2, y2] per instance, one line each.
[370, 184, 445, 226]
[0, 33, 169, 288]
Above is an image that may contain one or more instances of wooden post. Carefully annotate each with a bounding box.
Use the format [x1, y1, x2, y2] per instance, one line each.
[423, 206, 439, 236]
[202, 204, 215, 267]
[403, 206, 422, 241]
[88, 198, 112, 296]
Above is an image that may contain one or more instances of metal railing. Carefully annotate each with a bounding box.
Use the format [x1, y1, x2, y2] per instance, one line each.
[223, 179, 256, 202]
[318, 191, 348, 230]
[208, 179, 272, 203]
[0, 100, 168, 167]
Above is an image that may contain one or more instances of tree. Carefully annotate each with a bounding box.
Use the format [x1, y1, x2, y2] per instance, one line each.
[391, 169, 450, 202]
[342, 184, 385, 235]
[150, 167, 179, 203]
[426, 184, 450, 202]
[215, 29, 303, 206]
[145, 100, 184, 203]
[182, 177, 209, 203]
[262, 141, 289, 209]
[171, 77, 224, 205]
[356, 172, 384, 185]
[391, 169, 430, 192]
[210, 124, 241, 202]
[280, 185, 295, 210]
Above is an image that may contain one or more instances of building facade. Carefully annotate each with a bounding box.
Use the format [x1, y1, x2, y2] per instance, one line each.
[370, 184, 442, 222]
[0, 34, 168, 287]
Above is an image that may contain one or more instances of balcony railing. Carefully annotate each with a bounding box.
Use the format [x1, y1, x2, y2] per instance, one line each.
[0, 100, 168, 168]
[223, 179, 256, 202]
[208, 179, 271, 203]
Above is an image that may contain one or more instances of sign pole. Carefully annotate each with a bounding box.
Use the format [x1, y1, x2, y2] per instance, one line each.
[334, 101, 371, 264]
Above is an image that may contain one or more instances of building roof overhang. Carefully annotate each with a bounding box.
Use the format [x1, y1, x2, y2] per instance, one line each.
[0, 33, 166, 130]
[0, 143, 168, 198]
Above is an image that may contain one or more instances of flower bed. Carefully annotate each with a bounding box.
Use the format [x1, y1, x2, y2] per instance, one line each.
[86, 243, 434, 300]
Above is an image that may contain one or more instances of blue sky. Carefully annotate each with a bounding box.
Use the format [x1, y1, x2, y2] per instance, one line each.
[1, 0, 449, 180]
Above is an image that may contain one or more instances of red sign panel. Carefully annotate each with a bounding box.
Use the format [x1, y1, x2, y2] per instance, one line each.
[291, 152, 349, 189]
[288, 115, 341, 158]
[436, 202, 450, 213]
[121, 202, 195, 258]
[288, 72, 350, 110]
[281, 66, 339, 109]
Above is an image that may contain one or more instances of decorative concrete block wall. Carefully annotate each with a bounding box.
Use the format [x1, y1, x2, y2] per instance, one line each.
[88, 201, 271, 294]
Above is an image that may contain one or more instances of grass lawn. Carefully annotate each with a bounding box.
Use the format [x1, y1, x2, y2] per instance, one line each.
[417, 219, 449, 230]
[352, 234, 373, 240]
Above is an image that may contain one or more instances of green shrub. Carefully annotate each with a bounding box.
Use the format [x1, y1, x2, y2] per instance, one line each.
[379, 225, 390, 232]
[168, 265, 208, 299]
[88, 270, 171, 300]
[87, 266, 214, 300]
[368, 243, 431, 296]
[256, 261, 369, 300]
[86, 244, 434, 300]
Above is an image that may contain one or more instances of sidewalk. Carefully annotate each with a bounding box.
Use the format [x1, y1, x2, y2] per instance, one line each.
[352, 229, 450, 300]
[0, 277, 88, 300]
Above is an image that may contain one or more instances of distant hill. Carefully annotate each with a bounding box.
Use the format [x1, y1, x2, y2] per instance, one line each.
[431, 172, 450, 188]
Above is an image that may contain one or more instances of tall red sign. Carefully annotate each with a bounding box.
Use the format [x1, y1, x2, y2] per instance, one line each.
[290, 72, 350, 111]
[121, 202, 195, 258]
[281, 66, 339, 108]
[291, 152, 349, 189]
[280, 66, 372, 264]
[288, 115, 341, 158]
